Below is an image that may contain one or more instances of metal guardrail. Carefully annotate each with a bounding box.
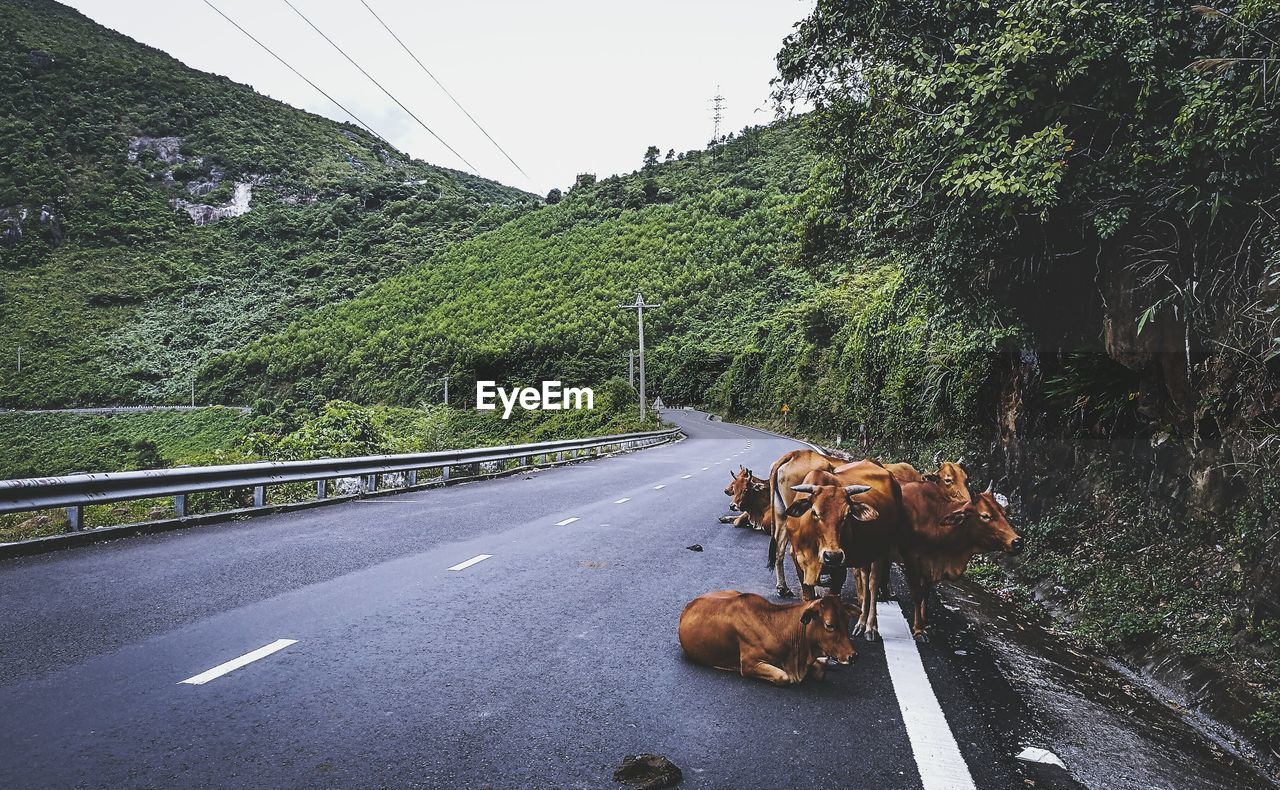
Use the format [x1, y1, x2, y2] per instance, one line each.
[0, 428, 681, 533]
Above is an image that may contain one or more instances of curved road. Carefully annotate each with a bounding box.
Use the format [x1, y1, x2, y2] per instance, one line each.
[0, 411, 1263, 788]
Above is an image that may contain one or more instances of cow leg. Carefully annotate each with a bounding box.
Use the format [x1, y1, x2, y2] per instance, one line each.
[741, 659, 794, 687]
[855, 563, 880, 641]
[907, 574, 930, 642]
[774, 534, 794, 598]
[862, 563, 880, 641]
[807, 659, 826, 682]
[876, 558, 893, 600]
[718, 513, 750, 527]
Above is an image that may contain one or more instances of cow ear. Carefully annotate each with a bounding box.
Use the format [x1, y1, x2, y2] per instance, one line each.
[923, 473, 941, 484]
[799, 608, 816, 624]
[843, 602, 859, 617]
[751, 481, 767, 493]
[848, 502, 880, 522]
[785, 499, 812, 518]
[940, 506, 971, 527]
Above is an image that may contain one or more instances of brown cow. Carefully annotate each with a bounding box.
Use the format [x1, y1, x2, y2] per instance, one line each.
[678, 591, 857, 686]
[896, 480, 1021, 641]
[789, 460, 903, 640]
[870, 456, 971, 602]
[923, 454, 970, 504]
[883, 462, 924, 483]
[765, 449, 843, 597]
[719, 467, 771, 532]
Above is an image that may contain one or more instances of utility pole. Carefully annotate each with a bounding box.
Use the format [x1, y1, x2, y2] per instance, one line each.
[628, 350, 635, 388]
[440, 375, 450, 406]
[191, 375, 196, 407]
[618, 293, 661, 422]
[15, 345, 21, 375]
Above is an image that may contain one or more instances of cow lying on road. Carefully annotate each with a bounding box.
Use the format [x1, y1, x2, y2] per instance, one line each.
[719, 467, 771, 532]
[678, 591, 856, 686]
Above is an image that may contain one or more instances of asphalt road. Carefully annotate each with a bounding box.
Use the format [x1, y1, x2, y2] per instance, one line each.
[0, 410, 1263, 789]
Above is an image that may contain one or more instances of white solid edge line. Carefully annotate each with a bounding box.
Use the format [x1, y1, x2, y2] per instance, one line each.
[555, 517, 580, 526]
[614, 497, 630, 504]
[448, 553, 493, 571]
[179, 639, 297, 685]
[877, 602, 978, 790]
[653, 484, 666, 490]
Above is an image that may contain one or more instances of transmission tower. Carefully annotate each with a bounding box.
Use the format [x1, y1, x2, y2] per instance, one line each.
[711, 86, 725, 143]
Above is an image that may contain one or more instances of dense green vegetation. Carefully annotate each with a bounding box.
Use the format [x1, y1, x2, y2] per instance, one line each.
[0, 0, 536, 408]
[769, 0, 1280, 745]
[200, 121, 821, 407]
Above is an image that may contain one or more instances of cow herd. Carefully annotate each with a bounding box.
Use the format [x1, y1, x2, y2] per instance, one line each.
[678, 450, 1022, 686]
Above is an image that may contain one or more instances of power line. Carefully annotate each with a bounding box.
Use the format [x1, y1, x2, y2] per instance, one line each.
[357, 0, 529, 181]
[281, 0, 478, 174]
[200, 0, 391, 146]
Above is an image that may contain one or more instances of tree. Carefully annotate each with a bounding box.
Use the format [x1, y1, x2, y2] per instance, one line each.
[643, 146, 660, 169]
[665, 149, 675, 162]
[545, 188, 562, 205]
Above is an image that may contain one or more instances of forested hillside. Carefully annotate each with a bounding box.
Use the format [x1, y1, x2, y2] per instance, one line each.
[200, 121, 820, 406]
[0, 0, 536, 407]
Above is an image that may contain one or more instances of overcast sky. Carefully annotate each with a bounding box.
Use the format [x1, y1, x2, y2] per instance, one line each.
[62, 1, 813, 195]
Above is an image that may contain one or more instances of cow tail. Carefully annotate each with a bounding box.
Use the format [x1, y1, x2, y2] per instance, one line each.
[768, 453, 790, 570]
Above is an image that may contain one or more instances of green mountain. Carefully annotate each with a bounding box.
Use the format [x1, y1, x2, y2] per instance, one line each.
[0, 0, 537, 408]
[200, 121, 826, 410]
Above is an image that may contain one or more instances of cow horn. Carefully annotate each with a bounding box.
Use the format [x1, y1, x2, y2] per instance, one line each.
[790, 484, 816, 494]
[844, 484, 871, 497]
[984, 480, 994, 494]
[729, 470, 736, 479]
[932, 450, 941, 466]
[956, 455, 968, 468]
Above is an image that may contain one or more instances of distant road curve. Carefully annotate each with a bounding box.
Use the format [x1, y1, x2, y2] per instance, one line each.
[0, 405, 251, 415]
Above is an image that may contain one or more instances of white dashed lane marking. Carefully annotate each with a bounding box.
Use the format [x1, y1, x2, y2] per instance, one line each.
[555, 517, 580, 526]
[614, 498, 631, 504]
[653, 484, 666, 490]
[701, 467, 709, 471]
[448, 554, 493, 571]
[179, 639, 297, 685]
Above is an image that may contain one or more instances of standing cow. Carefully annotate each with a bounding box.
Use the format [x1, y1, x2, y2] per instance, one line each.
[785, 459, 904, 640]
[765, 449, 844, 597]
[896, 480, 1022, 641]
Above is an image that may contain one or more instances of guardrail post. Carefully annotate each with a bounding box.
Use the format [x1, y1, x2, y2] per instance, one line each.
[366, 474, 378, 493]
[174, 494, 187, 518]
[66, 505, 83, 532]
[519, 456, 529, 467]
[407, 470, 417, 487]
[441, 466, 450, 482]
[316, 479, 327, 499]
[253, 486, 266, 508]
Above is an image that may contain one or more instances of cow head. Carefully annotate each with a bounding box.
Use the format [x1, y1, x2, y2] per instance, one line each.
[723, 466, 765, 512]
[924, 456, 970, 503]
[800, 594, 858, 664]
[938, 482, 1022, 555]
[784, 475, 877, 587]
